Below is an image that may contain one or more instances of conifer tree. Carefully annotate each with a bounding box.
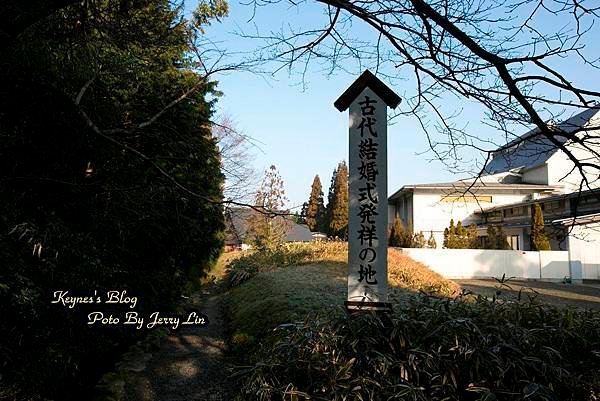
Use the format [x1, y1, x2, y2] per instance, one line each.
[388, 217, 405, 246]
[444, 219, 457, 248]
[298, 202, 308, 225]
[467, 223, 480, 249]
[495, 226, 511, 250]
[531, 203, 551, 251]
[427, 231, 437, 248]
[404, 221, 415, 247]
[485, 225, 498, 249]
[325, 167, 338, 236]
[413, 231, 426, 248]
[455, 221, 468, 248]
[305, 175, 325, 232]
[329, 161, 349, 238]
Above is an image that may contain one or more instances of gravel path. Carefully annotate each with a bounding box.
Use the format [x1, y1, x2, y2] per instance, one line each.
[124, 288, 235, 401]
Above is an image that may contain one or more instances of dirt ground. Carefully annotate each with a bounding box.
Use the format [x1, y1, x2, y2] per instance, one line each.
[122, 287, 236, 401]
[456, 279, 600, 310]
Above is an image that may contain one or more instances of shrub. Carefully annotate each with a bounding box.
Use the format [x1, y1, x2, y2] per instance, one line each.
[531, 204, 552, 251]
[236, 294, 600, 401]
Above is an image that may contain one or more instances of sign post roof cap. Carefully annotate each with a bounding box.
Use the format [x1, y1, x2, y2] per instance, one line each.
[334, 70, 401, 112]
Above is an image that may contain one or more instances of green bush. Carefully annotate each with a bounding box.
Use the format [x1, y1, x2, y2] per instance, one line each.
[236, 295, 600, 401]
[0, 1, 225, 399]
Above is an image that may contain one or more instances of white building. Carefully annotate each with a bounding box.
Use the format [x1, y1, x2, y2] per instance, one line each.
[388, 181, 562, 249]
[388, 107, 600, 255]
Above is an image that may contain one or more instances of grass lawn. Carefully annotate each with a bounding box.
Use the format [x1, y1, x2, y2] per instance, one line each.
[221, 243, 458, 344]
[221, 243, 600, 400]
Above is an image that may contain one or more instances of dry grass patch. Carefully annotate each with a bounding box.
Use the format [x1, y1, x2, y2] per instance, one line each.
[223, 242, 457, 296]
[222, 242, 459, 352]
[388, 247, 460, 296]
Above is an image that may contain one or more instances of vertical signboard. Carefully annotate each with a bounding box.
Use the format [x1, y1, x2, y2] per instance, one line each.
[334, 70, 401, 311]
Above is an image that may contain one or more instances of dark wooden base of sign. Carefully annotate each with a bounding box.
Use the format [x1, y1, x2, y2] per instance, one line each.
[344, 301, 393, 315]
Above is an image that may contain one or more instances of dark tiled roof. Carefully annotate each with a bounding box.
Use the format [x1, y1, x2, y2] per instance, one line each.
[224, 207, 313, 245]
[483, 107, 600, 174]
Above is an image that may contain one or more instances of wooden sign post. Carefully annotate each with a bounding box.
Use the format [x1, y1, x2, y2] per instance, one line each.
[334, 70, 401, 311]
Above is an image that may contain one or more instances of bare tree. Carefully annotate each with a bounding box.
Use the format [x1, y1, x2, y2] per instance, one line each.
[236, 0, 600, 196]
[212, 114, 261, 203]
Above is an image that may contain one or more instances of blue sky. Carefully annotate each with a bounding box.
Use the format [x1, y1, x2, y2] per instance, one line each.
[187, 0, 600, 209]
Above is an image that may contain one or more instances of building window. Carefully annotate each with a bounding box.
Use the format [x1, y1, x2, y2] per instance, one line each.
[508, 235, 520, 250]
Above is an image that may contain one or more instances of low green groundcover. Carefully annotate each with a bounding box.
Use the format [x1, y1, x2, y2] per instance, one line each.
[235, 294, 600, 401]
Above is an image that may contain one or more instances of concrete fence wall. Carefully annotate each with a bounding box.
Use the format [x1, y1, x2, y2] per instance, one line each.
[398, 248, 571, 280]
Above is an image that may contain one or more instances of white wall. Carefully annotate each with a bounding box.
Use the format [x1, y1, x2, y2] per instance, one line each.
[522, 164, 549, 185]
[567, 223, 600, 280]
[409, 190, 533, 247]
[399, 248, 570, 280]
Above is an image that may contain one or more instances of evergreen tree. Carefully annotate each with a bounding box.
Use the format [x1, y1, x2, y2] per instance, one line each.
[444, 220, 479, 249]
[444, 219, 457, 248]
[413, 231, 426, 248]
[404, 221, 415, 247]
[531, 203, 551, 251]
[467, 223, 480, 249]
[388, 217, 405, 246]
[305, 175, 326, 232]
[298, 202, 308, 225]
[329, 161, 349, 238]
[0, 1, 228, 398]
[455, 221, 468, 248]
[484, 225, 511, 249]
[495, 226, 511, 250]
[485, 225, 498, 249]
[427, 231, 437, 248]
[325, 167, 338, 236]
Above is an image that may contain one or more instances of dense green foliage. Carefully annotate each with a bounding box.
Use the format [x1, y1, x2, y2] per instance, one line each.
[237, 294, 600, 401]
[485, 225, 512, 250]
[388, 217, 429, 248]
[327, 161, 349, 238]
[305, 175, 326, 232]
[531, 204, 551, 251]
[0, 1, 225, 399]
[444, 219, 480, 249]
[389, 217, 413, 247]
